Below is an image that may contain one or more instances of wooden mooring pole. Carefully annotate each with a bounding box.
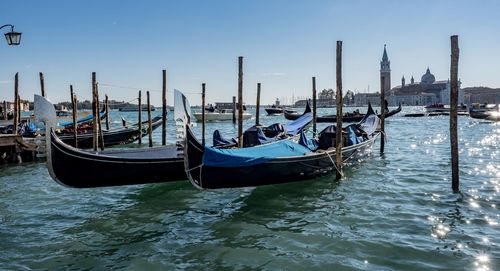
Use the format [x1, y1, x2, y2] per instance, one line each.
[138, 90, 142, 145]
[70, 85, 78, 148]
[232, 96, 236, 124]
[335, 41, 343, 180]
[147, 91, 153, 147]
[39, 72, 45, 97]
[105, 94, 110, 131]
[450, 35, 460, 193]
[2, 101, 7, 120]
[237, 56, 244, 148]
[380, 76, 386, 154]
[312, 77, 317, 135]
[162, 69, 167, 145]
[256, 83, 261, 126]
[92, 72, 98, 151]
[201, 83, 206, 146]
[13, 73, 19, 135]
[96, 83, 104, 151]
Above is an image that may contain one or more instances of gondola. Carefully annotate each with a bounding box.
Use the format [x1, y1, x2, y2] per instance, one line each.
[56, 116, 163, 148]
[284, 102, 401, 123]
[184, 104, 381, 189]
[264, 107, 284, 115]
[58, 107, 106, 128]
[35, 90, 192, 188]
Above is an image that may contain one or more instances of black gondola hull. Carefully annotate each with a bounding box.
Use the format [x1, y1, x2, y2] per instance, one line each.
[185, 125, 378, 189]
[49, 130, 186, 188]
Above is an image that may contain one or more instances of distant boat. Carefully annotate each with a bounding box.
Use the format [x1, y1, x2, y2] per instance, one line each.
[284, 102, 402, 123]
[119, 105, 155, 112]
[469, 104, 500, 122]
[264, 98, 284, 115]
[424, 103, 467, 113]
[193, 110, 252, 121]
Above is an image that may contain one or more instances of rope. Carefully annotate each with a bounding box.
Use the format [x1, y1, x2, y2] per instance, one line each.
[323, 150, 344, 178]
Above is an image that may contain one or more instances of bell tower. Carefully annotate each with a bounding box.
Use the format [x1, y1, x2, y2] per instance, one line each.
[380, 44, 391, 92]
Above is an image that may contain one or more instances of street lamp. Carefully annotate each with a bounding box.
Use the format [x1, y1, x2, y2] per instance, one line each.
[0, 24, 22, 46]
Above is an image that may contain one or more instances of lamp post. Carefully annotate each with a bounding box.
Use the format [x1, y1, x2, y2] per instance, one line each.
[1, 24, 22, 46]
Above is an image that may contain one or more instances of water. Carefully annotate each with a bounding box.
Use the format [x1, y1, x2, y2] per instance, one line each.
[1, 107, 498, 270]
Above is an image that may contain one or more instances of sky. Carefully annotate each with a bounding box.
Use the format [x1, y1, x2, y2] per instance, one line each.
[1, 0, 500, 106]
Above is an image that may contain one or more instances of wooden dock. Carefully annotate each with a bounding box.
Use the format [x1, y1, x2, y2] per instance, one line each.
[0, 134, 37, 163]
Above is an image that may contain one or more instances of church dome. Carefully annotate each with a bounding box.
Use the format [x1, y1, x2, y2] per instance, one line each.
[421, 68, 435, 85]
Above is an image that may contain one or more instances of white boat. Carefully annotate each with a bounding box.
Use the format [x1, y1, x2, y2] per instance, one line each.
[193, 110, 252, 121]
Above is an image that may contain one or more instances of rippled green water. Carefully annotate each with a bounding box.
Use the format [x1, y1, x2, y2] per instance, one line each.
[0, 107, 498, 270]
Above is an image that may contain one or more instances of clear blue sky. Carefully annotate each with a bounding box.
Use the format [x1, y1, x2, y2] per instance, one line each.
[1, 0, 499, 106]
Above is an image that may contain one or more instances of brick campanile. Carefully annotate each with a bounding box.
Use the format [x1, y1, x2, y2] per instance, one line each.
[380, 44, 391, 92]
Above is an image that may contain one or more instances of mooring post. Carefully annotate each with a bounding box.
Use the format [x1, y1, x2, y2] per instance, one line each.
[201, 83, 206, 146]
[96, 83, 104, 151]
[312, 77, 317, 135]
[92, 72, 98, 151]
[147, 91, 153, 147]
[2, 101, 7, 120]
[17, 94, 21, 126]
[256, 83, 261, 126]
[335, 41, 343, 180]
[380, 75, 386, 154]
[450, 35, 460, 193]
[138, 90, 142, 145]
[105, 94, 110, 130]
[13, 73, 19, 135]
[162, 69, 167, 145]
[237, 56, 244, 148]
[70, 85, 78, 148]
[232, 96, 236, 124]
[39, 72, 45, 97]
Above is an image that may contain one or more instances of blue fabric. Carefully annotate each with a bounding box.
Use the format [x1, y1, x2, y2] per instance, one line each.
[213, 130, 237, 146]
[59, 111, 105, 127]
[203, 140, 312, 167]
[284, 112, 313, 136]
[242, 125, 276, 147]
[298, 130, 318, 151]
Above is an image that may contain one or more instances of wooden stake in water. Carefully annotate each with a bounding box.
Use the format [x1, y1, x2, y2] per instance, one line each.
[105, 94, 110, 131]
[39, 72, 45, 97]
[232, 96, 236, 124]
[162, 69, 167, 145]
[237, 56, 244, 148]
[96, 83, 104, 151]
[380, 75, 386, 154]
[2, 101, 7, 120]
[256, 83, 261, 126]
[147, 91, 153, 147]
[312, 77, 317, 135]
[13, 73, 19, 135]
[450, 35, 460, 193]
[138, 90, 142, 145]
[92, 72, 98, 151]
[201, 83, 206, 146]
[70, 85, 78, 148]
[335, 41, 343, 180]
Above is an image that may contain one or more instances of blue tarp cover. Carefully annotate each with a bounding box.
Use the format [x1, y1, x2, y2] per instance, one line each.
[58, 111, 105, 127]
[213, 130, 237, 146]
[298, 130, 319, 151]
[203, 140, 312, 167]
[284, 112, 313, 136]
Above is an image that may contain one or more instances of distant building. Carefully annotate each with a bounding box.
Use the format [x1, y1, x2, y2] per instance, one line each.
[2, 100, 30, 112]
[354, 45, 464, 106]
[389, 67, 463, 106]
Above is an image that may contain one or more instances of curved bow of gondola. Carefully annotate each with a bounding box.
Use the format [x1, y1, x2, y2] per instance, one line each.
[283, 100, 311, 121]
[184, 124, 205, 189]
